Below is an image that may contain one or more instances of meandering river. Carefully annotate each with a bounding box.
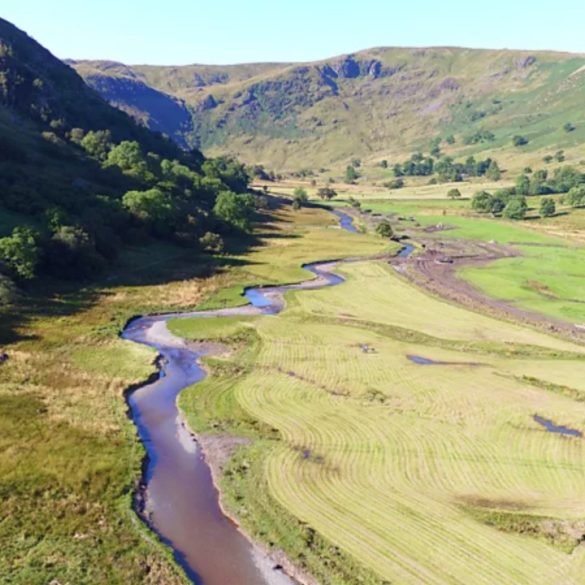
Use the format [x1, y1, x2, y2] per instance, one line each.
[122, 210, 377, 584]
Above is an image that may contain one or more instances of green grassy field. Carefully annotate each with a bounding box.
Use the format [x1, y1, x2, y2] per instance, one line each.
[360, 198, 585, 324]
[171, 205, 585, 584]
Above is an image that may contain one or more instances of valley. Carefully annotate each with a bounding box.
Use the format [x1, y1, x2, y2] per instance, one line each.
[2, 11, 585, 585]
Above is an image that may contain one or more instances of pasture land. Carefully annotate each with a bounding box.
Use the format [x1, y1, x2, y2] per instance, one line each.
[174, 207, 585, 583]
[362, 198, 585, 324]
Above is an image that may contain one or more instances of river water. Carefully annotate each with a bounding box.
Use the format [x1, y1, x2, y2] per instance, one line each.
[122, 210, 362, 584]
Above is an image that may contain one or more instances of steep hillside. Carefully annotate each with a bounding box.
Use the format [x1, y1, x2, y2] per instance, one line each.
[0, 17, 253, 301]
[73, 48, 585, 171]
[68, 60, 195, 147]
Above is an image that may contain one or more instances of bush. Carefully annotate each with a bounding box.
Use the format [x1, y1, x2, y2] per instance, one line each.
[447, 188, 461, 199]
[471, 191, 494, 213]
[513, 135, 529, 147]
[503, 197, 527, 220]
[565, 185, 585, 208]
[375, 220, 394, 238]
[539, 198, 556, 217]
[384, 179, 404, 190]
[0, 226, 40, 280]
[0, 273, 18, 305]
[293, 187, 309, 209]
[199, 232, 224, 253]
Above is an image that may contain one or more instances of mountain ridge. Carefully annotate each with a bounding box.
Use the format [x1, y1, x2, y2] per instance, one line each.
[72, 46, 585, 171]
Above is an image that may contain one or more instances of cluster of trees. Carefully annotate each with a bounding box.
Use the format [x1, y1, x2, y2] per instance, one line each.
[563, 185, 585, 208]
[0, 128, 256, 297]
[514, 166, 584, 196]
[471, 190, 532, 220]
[392, 153, 501, 183]
[469, 165, 585, 222]
[463, 129, 495, 145]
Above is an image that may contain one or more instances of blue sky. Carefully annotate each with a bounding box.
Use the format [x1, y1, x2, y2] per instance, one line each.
[3, 1, 585, 65]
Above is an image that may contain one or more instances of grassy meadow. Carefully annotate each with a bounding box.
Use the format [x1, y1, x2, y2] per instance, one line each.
[171, 203, 585, 584]
[0, 202, 387, 584]
[347, 192, 585, 324]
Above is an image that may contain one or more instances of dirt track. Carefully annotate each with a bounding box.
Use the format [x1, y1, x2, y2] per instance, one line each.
[388, 236, 585, 342]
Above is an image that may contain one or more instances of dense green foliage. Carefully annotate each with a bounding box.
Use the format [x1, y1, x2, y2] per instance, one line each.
[539, 197, 556, 217]
[375, 220, 394, 238]
[0, 18, 254, 301]
[393, 153, 500, 183]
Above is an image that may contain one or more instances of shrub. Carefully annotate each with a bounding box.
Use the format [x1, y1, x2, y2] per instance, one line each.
[471, 191, 494, 213]
[199, 232, 224, 253]
[375, 220, 394, 238]
[0, 226, 40, 280]
[565, 185, 585, 208]
[539, 198, 556, 217]
[503, 197, 527, 220]
[513, 135, 529, 147]
[447, 188, 461, 199]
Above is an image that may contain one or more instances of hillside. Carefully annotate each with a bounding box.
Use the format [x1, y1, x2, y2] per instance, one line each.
[72, 47, 585, 171]
[0, 17, 255, 304]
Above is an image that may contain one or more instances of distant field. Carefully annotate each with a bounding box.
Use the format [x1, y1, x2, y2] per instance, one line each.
[364, 197, 585, 324]
[267, 178, 512, 201]
[173, 204, 585, 584]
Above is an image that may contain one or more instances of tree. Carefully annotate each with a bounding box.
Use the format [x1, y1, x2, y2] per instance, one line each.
[292, 187, 309, 209]
[317, 187, 337, 201]
[376, 220, 394, 238]
[485, 160, 501, 181]
[0, 226, 39, 280]
[471, 191, 494, 213]
[503, 197, 527, 220]
[445, 134, 456, 145]
[447, 188, 461, 199]
[379, 160, 388, 169]
[202, 157, 250, 193]
[123, 188, 173, 226]
[539, 198, 556, 217]
[565, 185, 585, 208]
[563, 122, 576, 133]
[80, 129, 112, 161]
[213, 191, 255, 231]
[513, 135, 529, 147]
[105, 140, 152, 181]
[345, 165, 359, 183]
[515, 174, 530, 196]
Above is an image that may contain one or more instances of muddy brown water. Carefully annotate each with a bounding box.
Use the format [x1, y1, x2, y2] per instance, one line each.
[122, 211, 378, 584]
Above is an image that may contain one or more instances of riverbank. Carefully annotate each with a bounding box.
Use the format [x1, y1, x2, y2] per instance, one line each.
[122, 209, 391, 584]
[0, 201, 387, 584]
[171, 204, 585, 583]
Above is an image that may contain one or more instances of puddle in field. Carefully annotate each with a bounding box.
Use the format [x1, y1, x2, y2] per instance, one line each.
[533, 415, 582, 438]
[407, 355, 444, 365]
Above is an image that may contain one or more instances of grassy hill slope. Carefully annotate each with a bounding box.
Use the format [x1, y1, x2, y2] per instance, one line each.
[72, 47, 585, 171]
